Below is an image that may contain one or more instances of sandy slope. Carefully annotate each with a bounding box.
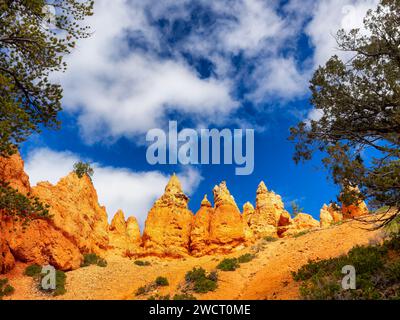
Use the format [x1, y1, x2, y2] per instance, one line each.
[4, 219, 381, 300]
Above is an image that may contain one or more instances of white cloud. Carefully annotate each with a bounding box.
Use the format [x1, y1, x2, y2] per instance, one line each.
[306, 0, 379, 67]
[307, 109, 324, 122]
[57, 0, 237, 143]
[218, 0, 285, 53]
[24, 148, 202, 229]
[304, 108, 324, 128]
[54, 0, 321, 143]
[54, 0, 380, 140]
[249, 57, 311, 101]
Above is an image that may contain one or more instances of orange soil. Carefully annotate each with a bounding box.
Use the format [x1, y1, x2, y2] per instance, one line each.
[4, 219, 381, 300]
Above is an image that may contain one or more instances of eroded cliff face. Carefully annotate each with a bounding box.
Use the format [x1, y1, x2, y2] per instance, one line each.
[5, 218, 82, 270]
[0, 152, 31, 194]
[0, 153, 27, 273]
[32, 173, 110, 255]
[141, 174, 194, 258]
[0, 153, 83, 273]
[0, 228, 15, 274]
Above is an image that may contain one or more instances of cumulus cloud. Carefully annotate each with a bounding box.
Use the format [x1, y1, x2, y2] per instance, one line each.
[306, 0, 379, 67]
[217, 0, 285, 53]
[57, 0, 237, 143]
[53, 0, 380, 142]
[54, 0, 319, 143]
[25, 148, 202, 229]
[249, 57, 311, 102]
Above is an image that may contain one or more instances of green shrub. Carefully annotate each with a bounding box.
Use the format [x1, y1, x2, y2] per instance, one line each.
[0, 182, 50, 224]
[238, 253, 255, 263]
[0, 278, 15, 300]
[155, 276, 169, 287]
[24, 264, 42, 277]
[184, 267, 218, 294]
[193, 278, 217, 293]
[73, 161, 94, 178]
[293, 230, 309, 238]
[386, 260, 400, 282]
[135, 277, 169, 297]
[263, 236, 277, 242]
[173, 293, 197, 300]
[39, 270, 67, 296]
[299, 279, 341, 300]
[134, 260, 151, 266]
[54, 270, 67, 296]
[347, 245, 385, 274]
[0, 278, 8, 287]
[292, 257, 346, 282]
[81, 253, 107, 268]
[293, 237, 400, 300]
[217, 258, 239, 271]
[97, 259, 108, 268]
[208, 271, 218, 282]
[135, 286, 147, 296]
[3, 284, 15, 296]
[185, 267, 207, 282]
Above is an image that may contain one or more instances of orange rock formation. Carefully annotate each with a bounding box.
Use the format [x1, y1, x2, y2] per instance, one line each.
[0, 152, 83, 272]
[0, 151, 372, 275]
[246, 182, 291, 238]
[109, 210, 141, 254]
[206, 182, 250, 254]
[320, 203, 343, 227]
[190, 195, 213, 256]
[32, 173, 110, 254]
[0, 152, 31, 194]
[141, 174, 194, 258]
[280, 213, 320, 237]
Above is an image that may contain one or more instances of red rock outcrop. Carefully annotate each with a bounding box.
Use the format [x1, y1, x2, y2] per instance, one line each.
[342, 200, 369, 219]
[108, 210, 141, 254]
[141, 174, 194, 258]
[0, 153, 24, 273]
[0, 153, 83, 273]
[342, 202, 369, 218]
[0, 226, 15, 274]
[340, 186, 369, 219]
[0, 152, 31, 194]
[32, 173, 109, 255]
[206, 182, 250, 253]
[5, 217, 82, 270]
[190, 195, 213, 256]
[0, 149, 373, 272]
[320, 188, 369, 228]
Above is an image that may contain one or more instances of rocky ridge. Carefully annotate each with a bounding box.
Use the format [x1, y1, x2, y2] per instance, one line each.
[0, 152, 370, 274]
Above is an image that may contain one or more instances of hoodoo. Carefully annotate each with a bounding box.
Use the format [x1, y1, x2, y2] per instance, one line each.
[141, 174, 194, 257]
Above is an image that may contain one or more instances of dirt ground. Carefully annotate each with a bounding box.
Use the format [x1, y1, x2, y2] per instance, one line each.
[4, 219, 381, 300]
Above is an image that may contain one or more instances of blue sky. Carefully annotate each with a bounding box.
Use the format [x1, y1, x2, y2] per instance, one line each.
[19, 0, 379, 228]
